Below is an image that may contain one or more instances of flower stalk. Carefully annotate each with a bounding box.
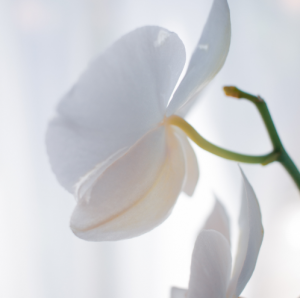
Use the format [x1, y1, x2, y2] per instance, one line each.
[167, 115, 277, 164]
[168, 86, 300, 191]
[224, 86, 300, 190]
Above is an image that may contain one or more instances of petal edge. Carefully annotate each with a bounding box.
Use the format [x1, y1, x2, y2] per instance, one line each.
[167, 0, 231, 116]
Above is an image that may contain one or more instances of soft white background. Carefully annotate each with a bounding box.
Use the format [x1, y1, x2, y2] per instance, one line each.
[0, 0, 300, 297]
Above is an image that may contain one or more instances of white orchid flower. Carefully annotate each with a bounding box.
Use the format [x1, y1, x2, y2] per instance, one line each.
[46, 0, 231, 241]
[171, 170, 264, 298]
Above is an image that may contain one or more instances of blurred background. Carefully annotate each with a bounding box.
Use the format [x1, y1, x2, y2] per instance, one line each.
[0, 0, 300, 297]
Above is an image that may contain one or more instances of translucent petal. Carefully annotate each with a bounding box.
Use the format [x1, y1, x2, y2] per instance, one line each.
[70, 125, 186, 241]
[171, 287, 188, 298]
[175, 90, 205, 118]
[46, 26, 186, 192]
[226, 169, 264, 298]
[167, 0, 231, 116]
[174, 128, 199, 196]
[203, 198, 231, 246]
[188, 230, 232, 298]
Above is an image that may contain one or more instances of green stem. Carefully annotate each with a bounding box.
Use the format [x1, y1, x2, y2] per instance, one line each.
[224, 87, 283, 148]
[279, 151, 300, 189]
[167, 115, 277, 164]
[223, 86, 300, 191]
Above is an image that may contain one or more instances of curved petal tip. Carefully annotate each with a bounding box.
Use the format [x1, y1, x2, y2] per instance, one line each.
[167, 0, 231, 116]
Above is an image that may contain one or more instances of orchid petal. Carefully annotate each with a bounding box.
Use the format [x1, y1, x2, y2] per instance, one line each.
[226, 169, 264, 298]
[174, 128, 199, 196]
[203, 198, 231, 246]
[70, 126, 186, 241]
[171, 287, 188, 298]
[167, 0, 231, 116]
[46, 26, 186, 192]
[175, 90, 205, 118]
[188, 230, 232, 298]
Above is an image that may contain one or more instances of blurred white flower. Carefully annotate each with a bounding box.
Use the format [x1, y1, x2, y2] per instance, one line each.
[171, 170, 264, 298]
[46, 0, 231, 241]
